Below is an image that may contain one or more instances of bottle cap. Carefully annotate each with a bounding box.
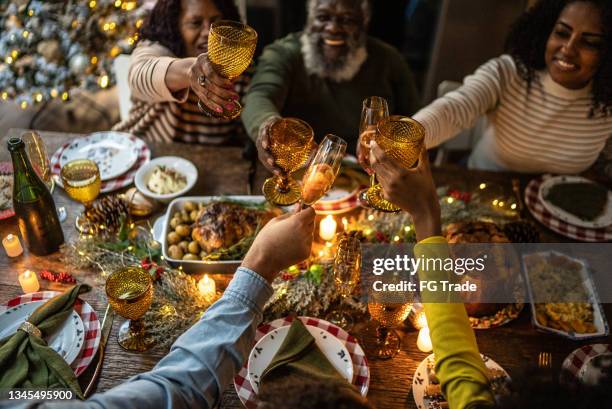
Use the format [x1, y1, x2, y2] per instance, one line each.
[7, 137, 24, 152]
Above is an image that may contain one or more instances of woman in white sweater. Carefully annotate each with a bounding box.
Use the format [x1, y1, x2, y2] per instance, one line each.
[415, 0, 612, 174]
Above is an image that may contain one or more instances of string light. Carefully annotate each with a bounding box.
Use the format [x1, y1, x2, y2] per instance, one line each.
[5, 56, 13, 64]
[91, 56, 98, 65]
[492, 199, 499, 206]
[498, 201, 504, 207]
[35, 93, 43, 103]
[50, 89, 58, 98]
[98, 75, 109, 88]
[1, 92, 7, 100]
[22, 31, 29, 38]
[114, 0, 122, 7]
[89, 0, 97, 8]
[404, 225, 411, 232]
[10, 50, 19, 59]
[446, 197, 454, 204]
[28, 9, 34, 16]
[510, 203, 517, 210]
[135, 19, 144, 28]
[20, 101, 28, 109]
[61, 92, 69, 101]
[71, 20, 79, 29]
[479, 183, 487, 190]
[367, 214, 374, 221]
[393, 235, 400, 242]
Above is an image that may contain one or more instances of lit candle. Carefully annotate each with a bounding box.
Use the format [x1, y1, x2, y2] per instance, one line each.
[2, 234, 23, 257]
[319, 215, 337, 241]
[417, 327, 433, 352]
[198, 274, 216, 302]
[18, 270, 40, 293]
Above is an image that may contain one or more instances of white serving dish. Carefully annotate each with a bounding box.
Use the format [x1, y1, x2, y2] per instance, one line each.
[135, 156, 197, 203]
[522, 251, 609, 340]
[160, 196, 271, 274]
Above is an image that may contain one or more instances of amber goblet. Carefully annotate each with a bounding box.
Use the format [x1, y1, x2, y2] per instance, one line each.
[197, 20, 257, 119]
[262, 118, 314, 206]
[105, 267, 154, 352]
[365, 116, 425, 212]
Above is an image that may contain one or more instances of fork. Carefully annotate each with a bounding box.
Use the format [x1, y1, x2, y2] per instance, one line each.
[538, 352, 552, 369]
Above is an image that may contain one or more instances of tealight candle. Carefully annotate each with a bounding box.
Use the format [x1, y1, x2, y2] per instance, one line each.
[319, 215, 337, 241]
[19, 270, 40, 293]
[198, 274, 216, 302]
[2, 234, 23, 257]
[417, 327, 433, 353]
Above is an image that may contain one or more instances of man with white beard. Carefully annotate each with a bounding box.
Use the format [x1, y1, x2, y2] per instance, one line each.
[241, 0, 419, 173]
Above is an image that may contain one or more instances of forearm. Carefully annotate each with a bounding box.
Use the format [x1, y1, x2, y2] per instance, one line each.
[3, 268, 272, 409]
[414, 237, 495, 409]
[242, 91, 282, 142]
[165, 58, 196, 93]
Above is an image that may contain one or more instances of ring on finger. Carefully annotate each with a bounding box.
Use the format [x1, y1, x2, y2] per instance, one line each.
[198, 75, 206, 86]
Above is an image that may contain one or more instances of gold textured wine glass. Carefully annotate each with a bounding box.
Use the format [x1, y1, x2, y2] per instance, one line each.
[367, 294, 412, 360]
[60, 159, 101, 233]
[197, 20, 257, 119]
[262, 118, 314, 205]
[327, 231, 362, 330]
[365, 115, 425, 212]
[301, 135, 347, 206]
[105, 267, 154, 352]
[357, 97, 389, 208]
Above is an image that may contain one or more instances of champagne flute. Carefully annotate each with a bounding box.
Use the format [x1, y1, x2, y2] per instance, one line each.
[357, 97, 389, 206]
[301, 135, 347, 206]
[262, 118, 315, 206]
[365, 115, 425, 212]
[367, 292, 412, 360]
[328, 231, 362, 330]
[197, 20, 257, 119]
[60, 159, 101, 233]
[105, 266, 154, 352]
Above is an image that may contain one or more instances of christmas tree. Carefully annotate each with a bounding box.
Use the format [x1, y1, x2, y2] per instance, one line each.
[0, 0, 148, 109]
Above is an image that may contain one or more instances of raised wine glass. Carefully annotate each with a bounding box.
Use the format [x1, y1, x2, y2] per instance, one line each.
[60, 159, 101, 233]
[301, 135, 347, 206]
[365, 115, 425, 212]
[356, 97, 389, 207]
[197, 20, 257, 119]
[105, 266, 154, 352]
[327, 230, 362, 330]
[262, 118, 315, 206]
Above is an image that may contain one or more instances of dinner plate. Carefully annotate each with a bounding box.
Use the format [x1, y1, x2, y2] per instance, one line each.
[413, 353, 510, 409]
[246, 324, 353, 394]
[1, 291, 101, 376]
[538, 175, 612, 229]
[59, 132, 140, 181]
[0, 300, 85, 366]
[0, 162, 14, 220]
[561, 344, 612, 386]
[235, 316, 370, 409]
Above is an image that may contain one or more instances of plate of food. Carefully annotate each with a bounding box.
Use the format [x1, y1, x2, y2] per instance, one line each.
[0, 300, 85, 366]
[159, 196, 283, 273]
[413, 353, 510, 409]
[538, 175, 612, 229]
[561, 344, 612, 387]
[0, 162, 14, 220]
[59, 132, 140, 181]
[246, 324, 353, 394]
[522, 251, 609, 340]
[135, 156, 197, 202]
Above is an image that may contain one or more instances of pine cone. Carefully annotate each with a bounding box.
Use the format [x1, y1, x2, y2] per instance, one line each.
[84, 195, 129, 233]
[503, 220, 540, 243]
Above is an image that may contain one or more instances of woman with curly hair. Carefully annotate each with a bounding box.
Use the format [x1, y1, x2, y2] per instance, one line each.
[113, 0, 249, 145]
[414, 0, 612, 174]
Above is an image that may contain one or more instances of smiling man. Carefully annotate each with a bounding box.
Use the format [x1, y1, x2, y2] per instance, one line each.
[242, 0, 419, 170]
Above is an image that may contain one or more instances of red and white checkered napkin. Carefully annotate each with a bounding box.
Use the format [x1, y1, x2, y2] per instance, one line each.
[524, 176, 612, 242]
[561, 343, 611, 384]
[50, 135, 150, 194]
[234, 316, 370, 408]
[1, 291, 101, 377]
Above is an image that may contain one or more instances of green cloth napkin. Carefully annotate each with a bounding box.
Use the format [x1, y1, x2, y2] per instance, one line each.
[260, 319, 352, 388]
[0, 284, 90, 399]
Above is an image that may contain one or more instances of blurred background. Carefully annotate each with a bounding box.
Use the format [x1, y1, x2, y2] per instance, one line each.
[0, 0, 533, 137]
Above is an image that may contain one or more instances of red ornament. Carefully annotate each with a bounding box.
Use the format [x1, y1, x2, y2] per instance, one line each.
[39, 269, 77, 284]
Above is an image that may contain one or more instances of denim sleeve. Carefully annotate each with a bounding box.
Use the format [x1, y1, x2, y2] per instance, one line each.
[1, 267, 273, 409]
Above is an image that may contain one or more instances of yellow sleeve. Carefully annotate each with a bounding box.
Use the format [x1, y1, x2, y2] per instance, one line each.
[414, 236, 496, 409]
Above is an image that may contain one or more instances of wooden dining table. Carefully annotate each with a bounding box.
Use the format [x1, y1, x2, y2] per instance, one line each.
[1, 128, 611, 409]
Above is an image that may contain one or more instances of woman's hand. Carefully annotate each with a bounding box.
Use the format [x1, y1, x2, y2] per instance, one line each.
[188, 53, 239, 114]
[241, 207, 316, 282]
[256, 115, 283, 175]
[370, 142, 441, 241]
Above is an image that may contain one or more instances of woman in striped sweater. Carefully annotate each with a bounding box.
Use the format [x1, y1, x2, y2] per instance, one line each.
[113, 0, 248, 145]
[415, 0, 612, 174]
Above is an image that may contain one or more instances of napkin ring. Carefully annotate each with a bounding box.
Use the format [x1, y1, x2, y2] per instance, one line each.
[18, 321, 42, 338]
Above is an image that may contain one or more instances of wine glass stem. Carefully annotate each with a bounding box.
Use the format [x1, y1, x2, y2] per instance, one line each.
[369, 173, 376, 188]
[129, 318, 145, 336]
[276, 175, 290, 193]
[376, 325, 389, 348]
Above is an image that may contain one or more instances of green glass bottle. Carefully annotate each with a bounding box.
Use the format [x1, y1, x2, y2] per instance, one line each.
[8, 137, 64, 255]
